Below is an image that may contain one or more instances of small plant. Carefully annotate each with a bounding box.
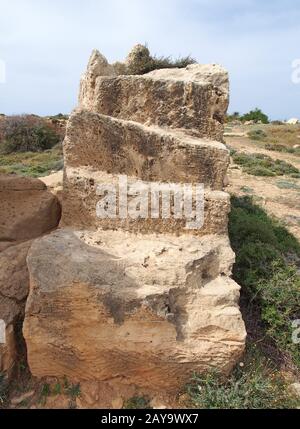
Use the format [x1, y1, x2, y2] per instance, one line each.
[247, 129, 267, 141]
[186, 345, 298, 409]
[65, 382, 81, 399]
[0, 373, 8, 407]
[52, 382, 62, 396]
[41, 383, 51, 397]
[124, 396, 152, 409]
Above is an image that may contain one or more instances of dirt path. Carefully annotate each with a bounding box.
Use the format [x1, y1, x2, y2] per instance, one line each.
[225, 130, 300, 241]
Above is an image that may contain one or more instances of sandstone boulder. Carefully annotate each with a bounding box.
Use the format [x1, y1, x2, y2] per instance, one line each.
[0, 175, 61, 242]
[24, 229, 246, 392]
[0, 241, 31, 376]
[0, 175, 61, 377]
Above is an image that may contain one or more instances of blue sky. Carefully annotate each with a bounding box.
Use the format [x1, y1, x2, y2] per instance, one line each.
[0, 0, 299, 119]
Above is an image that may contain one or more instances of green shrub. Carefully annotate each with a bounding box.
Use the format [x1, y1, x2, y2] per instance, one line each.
[264, 143, 299, 155]
[186, 346, 298, 409]
[0, 115, 61, 154]
[226, 112, 241, 122]
[247, 129, 267, 141]
[126, 44, 196, 75]
[241, 108, 269, 124]
[232, 152, 300, 177]
[124, 396, 152, 409]
[229, 196, 300, 367]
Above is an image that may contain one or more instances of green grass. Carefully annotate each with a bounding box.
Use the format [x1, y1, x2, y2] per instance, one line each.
[276, 180, 300, 190]
[186, 198, 300, 409]
[229, 196, 300, 368]
[0, 144, 63, 177]
[186, 345, 298, 409]
[232, 152, 300, 177]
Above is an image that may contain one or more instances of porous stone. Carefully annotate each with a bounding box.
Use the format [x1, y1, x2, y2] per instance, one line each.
[0, 241, 32, 376]
[0, 175, 61, 242]
[64, 110, 229, 190]
[24, 229, 246, 392]
[23, 46, 246, 394]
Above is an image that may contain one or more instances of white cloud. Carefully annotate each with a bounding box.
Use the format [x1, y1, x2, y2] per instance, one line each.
[0, 0, 299, 118]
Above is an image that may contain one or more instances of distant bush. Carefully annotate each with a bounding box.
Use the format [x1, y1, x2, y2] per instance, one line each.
[226, 112, 241, 122]
[247, 129, 267, 141]
[271, 120, 284, 126]
[48, 113, 69, 120]
[0, 115, 61, 154]
[241, 108, 269, 124]
[232, 152, 300, 177]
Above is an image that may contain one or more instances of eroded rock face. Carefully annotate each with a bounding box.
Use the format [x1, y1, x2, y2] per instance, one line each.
[0, 241, 31, 376]
[24, 230, 245, 391]
[0, 175, 61, 242]
[0, 175, 61, 377]
[79, 64, 228, 141]
[24, 47, 246, 393]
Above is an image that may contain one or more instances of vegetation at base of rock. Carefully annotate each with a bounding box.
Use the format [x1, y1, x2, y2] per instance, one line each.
[124, 396, 152, 409]
[232, 152, 300, 177]
[65, 382, 81, 399]
[0, 143, 63, 177]
[186, 345, 298, 409]
[0, 115, 61, 154]
[0, 373, 8, 408]
[229, 196, 300, 368]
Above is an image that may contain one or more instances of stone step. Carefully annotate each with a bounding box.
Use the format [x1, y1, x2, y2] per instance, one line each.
[79, 64, 229, 141]
[62, 168, 231, 237]
[64, 110, 229, 190]
[23, 228, 246, 391]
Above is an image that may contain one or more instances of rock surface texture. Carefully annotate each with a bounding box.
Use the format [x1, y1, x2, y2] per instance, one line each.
[0, 175, 61, 376]
[23, 46, 246, 393]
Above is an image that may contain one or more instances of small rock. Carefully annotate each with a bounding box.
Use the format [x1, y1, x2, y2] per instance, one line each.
[11, 390, 35, 406]
[289, 383, 300, 398]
